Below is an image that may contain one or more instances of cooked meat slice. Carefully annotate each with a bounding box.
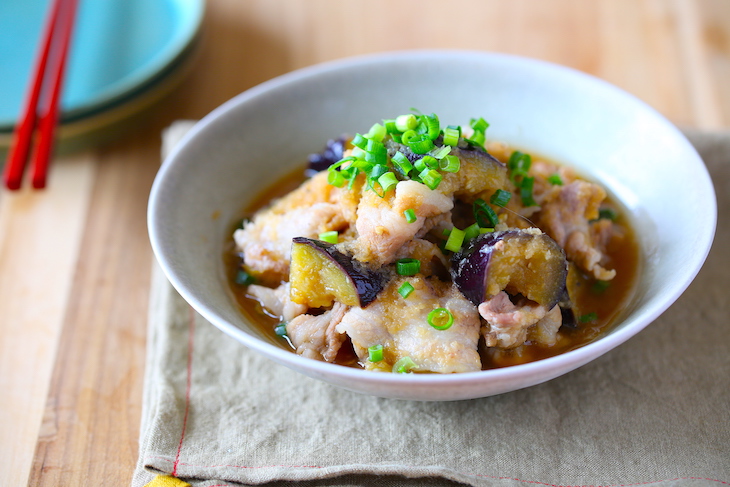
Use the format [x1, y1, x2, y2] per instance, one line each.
[336, 277, 481, 373]
[350, 180, 453, 266]
[535, 180, 616, 280]
[526, 303, 563, 347]
[286, 302, 348, 362]
[246, 282, 307, 321]
[478, 291, 550, 349]
[234, 171, 350, 283]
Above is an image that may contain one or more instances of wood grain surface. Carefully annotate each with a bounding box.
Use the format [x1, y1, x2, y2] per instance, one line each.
[1, 0, 728, 485]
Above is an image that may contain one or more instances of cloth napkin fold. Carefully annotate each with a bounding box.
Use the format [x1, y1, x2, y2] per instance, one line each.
[132, 123, 730, 487]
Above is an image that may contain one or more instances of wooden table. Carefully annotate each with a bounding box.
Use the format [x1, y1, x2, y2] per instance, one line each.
[1, 1, 728, 485]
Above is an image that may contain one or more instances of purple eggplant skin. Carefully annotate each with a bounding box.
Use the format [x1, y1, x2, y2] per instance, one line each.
[291, 237, 386, 307]
[306, 137, 347, 173]
[450, 229, 568, 309]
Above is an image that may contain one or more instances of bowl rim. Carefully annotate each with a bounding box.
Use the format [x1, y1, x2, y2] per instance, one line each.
[149, 49, 717, 397]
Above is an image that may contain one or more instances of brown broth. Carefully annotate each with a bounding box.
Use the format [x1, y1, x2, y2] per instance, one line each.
[225, 157, 641, 371]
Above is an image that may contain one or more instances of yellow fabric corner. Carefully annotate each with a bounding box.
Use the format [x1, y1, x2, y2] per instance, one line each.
[143, 474, 191, 487]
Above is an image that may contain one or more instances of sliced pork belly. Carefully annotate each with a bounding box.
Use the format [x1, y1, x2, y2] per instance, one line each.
[234, 171, 352, 282]
[246, 282, 307, 321]
[535, 180, 616, 280]
[286, 302, 348, 362]
[336, 277, 481, 373]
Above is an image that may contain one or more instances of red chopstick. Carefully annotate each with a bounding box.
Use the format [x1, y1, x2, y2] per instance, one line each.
[3, 0, 79, 190]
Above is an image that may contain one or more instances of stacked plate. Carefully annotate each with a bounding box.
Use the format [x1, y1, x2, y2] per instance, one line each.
[0, 0, 204, 153]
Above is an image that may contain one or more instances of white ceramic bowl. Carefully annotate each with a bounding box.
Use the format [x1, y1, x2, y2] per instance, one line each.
[148, 50, 716, 401]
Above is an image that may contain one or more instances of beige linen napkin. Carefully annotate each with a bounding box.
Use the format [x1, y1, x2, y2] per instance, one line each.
[132, 124, 730, 487]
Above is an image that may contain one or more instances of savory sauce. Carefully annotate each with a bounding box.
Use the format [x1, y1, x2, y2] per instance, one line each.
[225, 153, 641, 371]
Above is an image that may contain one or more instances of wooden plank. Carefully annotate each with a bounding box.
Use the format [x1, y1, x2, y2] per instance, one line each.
[26, 135, 159, 486]
[698, 0, 730, 127]
[0, 155, 95, 487]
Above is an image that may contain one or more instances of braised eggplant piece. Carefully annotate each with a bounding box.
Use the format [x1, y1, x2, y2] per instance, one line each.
[289, 237, 386, 308]
[306, 137, 347, 173]
[450, 229, 568, 309]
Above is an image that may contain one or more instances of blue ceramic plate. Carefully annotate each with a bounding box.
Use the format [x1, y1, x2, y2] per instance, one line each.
[0, 0, 204, 131]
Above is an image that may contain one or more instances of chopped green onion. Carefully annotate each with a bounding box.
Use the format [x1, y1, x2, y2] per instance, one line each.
[547, 173, 563, 185]
[592, 280, 611, 294]
[490, 189, 512, 207]
[466, 130, 485, 147]
[368, 344, 384, 362]
[378, 171, 398, 193]
[473, 198, 499, 228]
[318, 231, 338, 244]
[598, 208, 618, 221]
[470, 117, 489, 133]
[393, 153, 414, 177]
[520, 176, 537, 206]
[398, 281, 415, 298]
[444, 227, 465, 253]
[479, 227, 495, 234]
[425, 113, 440, 140]
[401, 129, 418, 146]
[383, 119, 398, 133]
[367, 123, 386, 141]
[395, 114, 418, 132]
[351, 133, 368, 149]
[422, 155, 438, 169]
[396, 258, 421, 276]
[419, 168, 442, 190]
[403, 208, 417, 223]
[408, 135, 435, 154]
[427, 308, 454, 330]
[463, 222, 481, 241]
[327, 169, 345, 187]
[508, 151, 532, 182]
[368, 164, 388, 180]
[442, 127, 460, 146]
[439, 155, 461, 173]
[274, 323, 288, 337]
[235, 269, 256, 286]
[392, 356, 418, 374]
[351, 147, 367, 160]
[430, 145, 451, 159]
[579, 312, 598, 323]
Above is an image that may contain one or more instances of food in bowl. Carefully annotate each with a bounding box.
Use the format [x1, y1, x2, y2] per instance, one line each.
[226, 111, 639, 374]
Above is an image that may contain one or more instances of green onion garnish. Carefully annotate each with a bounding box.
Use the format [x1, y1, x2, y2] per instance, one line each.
[396, 258, 421, 276]
[392, 151, 413, 176]
[548, 173, 563, 185]
[392, 356, 418, 374]
[235, 269, 256, 286]
[592, 280, 611, 294]
[579, 312, 598, 323]
[274, 323, 287, 336]
[403, 208, 417, 223]
[508, 151, 532, 182]
[419, 168, 442, 190]
[427, 307, 454, 330]
[490, 189, 512, 207]
[398, 281, 415, 298]
[520, 176, 537, 206]
[439, 155, 460, 173]
[598, 208, 618, 221]
[442, 127, 460, 146]
[318, 231, 338, 244]
[327, 169, 345, 187]
[401, 129, 418, 146]
[473, 198, 499, 228]
[383, 119, 398, 133]
[367, 123, 386, 142]
[466, 130, 485, 147]
[351, 133, 368, 149]
[470, 117, 489, 133]
[378, 171, 398, 193]
[408, 135, 435, 154]
[368, 164, 388, 181]
[444, 227, 465, 252]
[430, 145, 451, 159]
[463, 222, 481, 241]
[395, 114, 418, 132]
[425, 113, 440, 140]
[368, 344, 384, 362]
